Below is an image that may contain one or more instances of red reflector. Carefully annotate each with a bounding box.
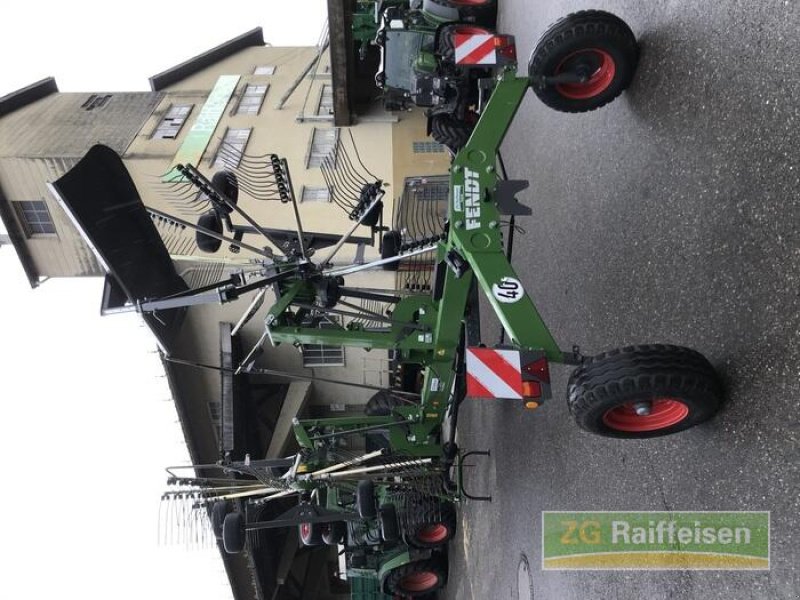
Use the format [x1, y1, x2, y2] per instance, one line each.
[494, 35, 517, 60]
[523, 357, 550, 383]
[522, 381, 541, 398]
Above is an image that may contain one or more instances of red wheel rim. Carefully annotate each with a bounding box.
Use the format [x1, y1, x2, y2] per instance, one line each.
[555, 48, 616, 100]
[300, 523, 311, 540]
[399, 571, 439, 592]
[453, 25, 491, 36]
[603, 398, 690, 432]
[450, 0, 489, 5]
[416, 524, 449, 544]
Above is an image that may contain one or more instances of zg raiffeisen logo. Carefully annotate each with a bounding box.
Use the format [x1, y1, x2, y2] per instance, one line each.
[542, 511, 769, 570]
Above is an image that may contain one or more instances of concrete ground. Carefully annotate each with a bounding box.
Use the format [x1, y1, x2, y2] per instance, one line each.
[443, 1, 800, 599]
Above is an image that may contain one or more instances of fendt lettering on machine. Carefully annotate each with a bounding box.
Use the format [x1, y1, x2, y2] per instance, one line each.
[54, 6, 728, 598]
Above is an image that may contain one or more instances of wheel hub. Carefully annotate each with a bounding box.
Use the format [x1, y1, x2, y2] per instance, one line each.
[400, 571, 438, 592]
[603, 398, 690, 432]
[554, 48, 616, 100]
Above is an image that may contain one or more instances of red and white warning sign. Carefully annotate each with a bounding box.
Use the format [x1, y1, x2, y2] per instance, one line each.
[466, 347, 523, 399]
[454, 33, 498, 66]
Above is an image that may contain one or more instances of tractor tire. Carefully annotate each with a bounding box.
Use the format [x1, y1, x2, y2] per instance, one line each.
[222, 512, 246, 554]
[381, 230, 402, 271]
[567, 345, 723, 439]
[298, 522, 325, 546]
[211, 500, 231, 540]
[408, 501, 457, 548]
[429, 0, 497, 27]
[529, 10, 639, 113]
[364, 390, 403, 416]
[196, 210, 223, 253]
[322, 521, 347, 546]
[211, 170, 239, 210]
[356, 480, 377, 519]
[379, 504, 400, 542]
[430, 114, 474, 154]
[384, 558, 447, 598]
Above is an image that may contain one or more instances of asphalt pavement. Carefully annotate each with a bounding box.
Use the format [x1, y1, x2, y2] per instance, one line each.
[444, 1, 800, 599]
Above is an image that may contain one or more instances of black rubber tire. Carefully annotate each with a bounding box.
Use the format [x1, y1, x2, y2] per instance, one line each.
[567, 345, 723, 439]
[356, 479, 377, 519]
[211, 170, 239, 211]
[529, 10, 639, 113]
[211, 501, 231, 540]
[222, 512, 246, 554]
[298, 522, 324, 546]
[365, 390, 403, 416]
[430, 114, 473, 153]
[384, 558, 447, 598]
[196, 210, 223, 253]
[381, 230, 402, 271]
[408, 501, 457, 548]
[322, 521, 347, 546]
[379, 504, 400, 542]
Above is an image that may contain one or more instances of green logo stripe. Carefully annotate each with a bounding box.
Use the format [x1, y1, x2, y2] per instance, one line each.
[542, 512, 769, 571]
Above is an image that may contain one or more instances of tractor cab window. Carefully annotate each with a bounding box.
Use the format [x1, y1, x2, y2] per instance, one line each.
[384, 30, 430, 88]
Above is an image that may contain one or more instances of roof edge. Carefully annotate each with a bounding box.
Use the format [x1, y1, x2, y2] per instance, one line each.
[149, 28, 265, 91]
[0, 183, 40, 288]
[0, 77, 58, 118]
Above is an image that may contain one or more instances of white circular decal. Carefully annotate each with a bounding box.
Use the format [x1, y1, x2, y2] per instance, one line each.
[492, 277, 523, 303]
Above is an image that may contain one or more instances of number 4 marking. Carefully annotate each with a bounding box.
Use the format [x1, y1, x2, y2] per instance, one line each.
[492, 277, 523, 304]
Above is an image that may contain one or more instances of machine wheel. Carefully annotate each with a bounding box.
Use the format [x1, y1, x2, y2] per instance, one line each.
[356, 480, 377, 519]
[381, 230, 402, 271]
[298, 522, 324, 546]
[211, 501, 231, 539]
[222, 512, 246, 554]
[196, 210, 223, 253]
[567, 345, 723, 438]
[365, 390, 403, 416]
[429, 0, 497, 27]
[384, 558, 447, 597]
[379, 504, 400, 542]
[322, 521, 346, 546]
[408, 502, 457, 548]
[529, 10, 639, 113]
[430, 114, 474, 153]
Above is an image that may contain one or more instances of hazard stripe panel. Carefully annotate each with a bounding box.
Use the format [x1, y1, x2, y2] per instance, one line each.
[454, 34, 497, 65]
[466, 347, 523, 399]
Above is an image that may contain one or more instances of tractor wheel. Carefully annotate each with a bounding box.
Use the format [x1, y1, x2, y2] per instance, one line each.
[356, 480, 377, 519]
[381, 230, 402, 271]
[529, 10, 639, 113]
[322, 521, 347, 546]
[408, 502, 457, 548]
[196, 210, 223, 253]
[211, 170, 239, 211]
[298, 522, 324, 546]
[567, 345, 723, 439]
[430, 114, 474, 154]
[429, 0, 497, 27]
[384, 558, 447, 598]
[365, 390, 403, 416]
[211, 500, 231, 540]
[222, 512, 246, 554]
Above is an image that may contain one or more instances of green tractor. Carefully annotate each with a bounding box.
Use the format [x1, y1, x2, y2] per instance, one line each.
[372, 6, 639, 151]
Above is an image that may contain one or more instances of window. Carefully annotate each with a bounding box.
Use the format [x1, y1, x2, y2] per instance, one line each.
[412, 141, 446, 154]
[154, 104, 192, 139]
[236, 84, 268, 115]
[254, 65, 276, 75]
[15, 200, 55, 235]
[307, 128, 337, 168]
[317, 84, 333, 116]
[302, 319, 345, 367]
[214, 128, 252, 168]
[81, 94, 112, 110]
[301, 186, 330, 202]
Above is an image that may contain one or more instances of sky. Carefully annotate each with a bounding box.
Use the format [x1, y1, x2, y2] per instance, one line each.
[0, 2, 327, 598]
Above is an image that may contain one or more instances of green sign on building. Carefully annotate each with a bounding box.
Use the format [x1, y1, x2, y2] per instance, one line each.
[163, 74, 240, 180]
